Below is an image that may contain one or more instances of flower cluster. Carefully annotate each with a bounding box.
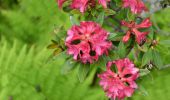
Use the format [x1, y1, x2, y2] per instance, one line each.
[98, 58, 139, 100]
[122, 18, 152, 45]
[65, 21, 112, 63]
[57, 0, 110, 13]
[55, 0, 154, 100]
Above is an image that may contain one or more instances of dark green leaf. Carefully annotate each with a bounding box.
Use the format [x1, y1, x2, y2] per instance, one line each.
[104, 8, 116, 16]
[114, 0, 122, 6]
[78, 63, 90, 82]
[142, 49, 152, 67]
[63, 6, 72, 12]
[91, 9, 97, 16]
[148, 27, 154, 39]
[96, 11, 105, 25]
[108, 33, 117, 40]
[117, 42, 126, 58]
[96, 55, 110, 70]
[109, 32, 124, 41]
[127, 9, 135, 21]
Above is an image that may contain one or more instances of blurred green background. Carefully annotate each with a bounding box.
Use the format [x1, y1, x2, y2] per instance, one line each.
[0, 0, 170, 100]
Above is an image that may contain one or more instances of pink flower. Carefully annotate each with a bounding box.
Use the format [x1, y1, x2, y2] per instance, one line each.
[122, 0, 147, 14]
[71, 0, 89, 13]
[57, 0, 67, 8]
[65, 21, 112, 64]
[57, 0, 109, 13]
[98, 0, 110, 8]
[98, 58, 139, 100]
[121, 18, 152, 45]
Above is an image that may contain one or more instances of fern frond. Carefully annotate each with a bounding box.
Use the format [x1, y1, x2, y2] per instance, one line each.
[0, 40, 106, 100]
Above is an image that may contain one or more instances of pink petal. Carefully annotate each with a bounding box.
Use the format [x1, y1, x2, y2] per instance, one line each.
[123, 31, 131, 43]
[135, 18, 152, 28]
[57, 0, 67, 8]
[98, 0, 110, 8]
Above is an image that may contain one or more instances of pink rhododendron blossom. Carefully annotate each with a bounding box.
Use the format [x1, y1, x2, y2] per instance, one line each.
[71, 0, 89, 13]
[65, 21, 112, 63]
[98, 0, 110, 8]
[98, 58, 139, 100]
[57, 0, 109, 13]
[57, 0, 67, 8]
[121, 18, 152, 45]
[122, 0, 147, 14]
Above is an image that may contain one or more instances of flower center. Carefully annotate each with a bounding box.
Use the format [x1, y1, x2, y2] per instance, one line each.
[82, 34, 90, 40]
[129, 21, 136, 28]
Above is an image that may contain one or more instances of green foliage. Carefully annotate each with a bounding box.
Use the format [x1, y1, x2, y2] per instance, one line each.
[132, 68, 170, 100]
[152, 49, 163, 69]
[0, 40, 107, 100]
[141, 49, 152, 67]
[78, 63, 90, 82]
[152, 8, 170, 35]
[0, 0, 18, 9]
[117, 42, 126, 58]
[96, 11, 105, 25]
[139, 69, 150, 77]
[0, 0, 70, 45]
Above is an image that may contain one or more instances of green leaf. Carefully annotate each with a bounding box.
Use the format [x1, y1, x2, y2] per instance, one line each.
[114, 0, 122, 6]
[142, 49, 152, 67]
[95, 55, 110, 70]
[63, 6, 72, 12]
[148, 27, 154, 39]
[52, 26, 67, 49]
[51, 51, 68, 61]
[61, 58, 77, 74]
[108, 33, 117, 40]
[137, 85, 149, 96]
[137, 44, 148, 52]
[139, 69, 150, 77]
[96, 11, 105, 25]
[70, 9, 81, 15]
[108, 32, 124, 41]
[104, 8, 116, 16]
[70, 15, 79, 25]
[127, 9, 135, 21]
[78, 63, 90, 82]
[91, 9, 97, 16]
[47, 44, 58, 49]
[152, 50, 163, 69]
[54, 26, 67, 39]
[117, 42, 126, 58]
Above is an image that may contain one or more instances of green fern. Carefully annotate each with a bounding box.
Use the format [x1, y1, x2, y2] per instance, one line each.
[0, 0, 70, 45]
[0, 40, 107, 100]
